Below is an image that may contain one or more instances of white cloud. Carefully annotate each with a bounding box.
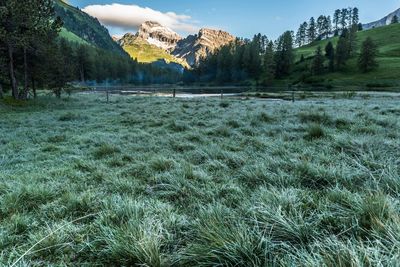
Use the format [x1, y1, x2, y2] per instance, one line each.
[82, 3, 199, 34]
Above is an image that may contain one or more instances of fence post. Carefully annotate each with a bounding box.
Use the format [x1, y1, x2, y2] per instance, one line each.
[106, 90, 109, 103]
[173, 88, 176, 98]
[292, 91, 295, 103]
[220, 89, 223, 99]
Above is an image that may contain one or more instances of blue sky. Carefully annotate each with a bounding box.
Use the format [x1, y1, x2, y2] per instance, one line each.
[69, 0, 400, 39]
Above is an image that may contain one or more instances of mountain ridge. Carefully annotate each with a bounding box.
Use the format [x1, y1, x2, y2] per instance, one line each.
[53, 0, 125, 55]
[363, 8, 400, 30]
[118, 21, 235, 67]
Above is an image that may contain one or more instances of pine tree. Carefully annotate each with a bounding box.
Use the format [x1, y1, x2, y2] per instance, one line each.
[1, 0, 61, 99]
[333, 9, 341, 35]
[274, 31, 294, 78]
[295, 24, 303, 47]
[352, 8, 359, 26]
[340, 8, 348, 30]
[358, 37, 378, 73]
[336, 36, 350, 69]
[261, 41, 275, 85]
[307, 17, 317, 43]
[317, 16, 325, 39]
[301, 22, 308, 44]
[311, 46, 325, 75]
[325, 41, 335, 72]
[391, 15, 399, 24]
[323, 16, 332, 39]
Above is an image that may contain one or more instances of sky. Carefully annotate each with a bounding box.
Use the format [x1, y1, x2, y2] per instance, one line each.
[68, 0, 400, 39]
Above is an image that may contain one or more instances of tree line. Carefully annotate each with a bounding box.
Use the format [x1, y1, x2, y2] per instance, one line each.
[185, 6, 379, 86]
[0, 0, 181, 100]
[295, 7, 361, 47]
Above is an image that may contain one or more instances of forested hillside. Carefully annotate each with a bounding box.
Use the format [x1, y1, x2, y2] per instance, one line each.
[185, 7, 400, 89]
[53, 0, 124, 55]
[0, 0, 183, 101]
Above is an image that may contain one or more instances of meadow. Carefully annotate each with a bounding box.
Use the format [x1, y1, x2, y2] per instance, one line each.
[0, 93, 399, 266]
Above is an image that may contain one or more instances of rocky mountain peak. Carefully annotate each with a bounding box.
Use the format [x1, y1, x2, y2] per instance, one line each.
[136, 21, 182, 51]
[172, 28, 235, 66]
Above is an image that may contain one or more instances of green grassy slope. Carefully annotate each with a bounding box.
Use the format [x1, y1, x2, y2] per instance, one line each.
[59, 28, 89, 45]
[294, 23, 400, 88]
[122, 37, 189, 68]
[1, 94, 400, 265]
[54, 0, 124, 54]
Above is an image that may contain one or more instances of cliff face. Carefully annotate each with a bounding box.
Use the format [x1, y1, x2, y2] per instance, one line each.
[173, 29, 235, 66]
[135, 21, 182, 51]
[118, 22, 235, 67]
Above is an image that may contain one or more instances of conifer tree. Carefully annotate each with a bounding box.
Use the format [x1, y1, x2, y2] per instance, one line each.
[336, 36, 350, 69]
[307, 17, 317, 43]
[311, 46, 325, 75]
[324, 42, 335, 72]
[358, 37, 378, 73]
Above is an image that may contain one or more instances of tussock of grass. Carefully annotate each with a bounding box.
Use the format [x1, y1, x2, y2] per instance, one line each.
[93, 144, 120, 159]
[304, 124, 326, 140]
[299, 112, 332, 125]
[1, 94, 399, 265]
[58, 112, 81, 121]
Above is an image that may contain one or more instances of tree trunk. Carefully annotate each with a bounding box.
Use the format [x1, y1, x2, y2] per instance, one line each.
[32, 77, 37, 98]
[21, 46, 29, 99]
[7, 44, 18, 99]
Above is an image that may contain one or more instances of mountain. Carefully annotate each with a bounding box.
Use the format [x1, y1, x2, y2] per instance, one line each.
[119, 21, 235, 67]
[53, 0, 125, 55]
[136, 21, 182, 51]
[173, 29, 236, 66]
[118, 28, 188, 67]
[363, 8, 400, 30]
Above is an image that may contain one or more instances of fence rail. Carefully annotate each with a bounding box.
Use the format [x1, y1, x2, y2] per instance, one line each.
[76, 85, 400, 103]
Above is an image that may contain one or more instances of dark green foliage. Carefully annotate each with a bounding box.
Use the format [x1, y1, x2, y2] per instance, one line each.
[335, 36, 350, 69]
[307, 17, 317, 43]
[325, 41, 335, 72]
[274, 31, 295, 78]
[391, 15, 398, 24]
[53, 0, 124, 55]
[311, 46, 325, 75]
[358, 37, 379, 73]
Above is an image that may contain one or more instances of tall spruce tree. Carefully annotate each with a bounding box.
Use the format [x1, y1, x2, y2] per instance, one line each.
[358, 37, 378, 73]
[317, 16, 325, 39]
[333, 9, 341, 35]
[336, 36, 350, 69]
[261, 41, 276, 85]
[307, 17, 317, 43]
[311, 46, 325, 75]
[340, 8, 348, 30]
[352, 8, 359, 26]
[325, 41, 335, 72]
[274, 31, 294, 78]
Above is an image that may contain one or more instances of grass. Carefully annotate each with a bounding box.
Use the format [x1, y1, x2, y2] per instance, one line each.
[294, 23, 400, 88]
[122, 37, 189, 67]
[0, 93, 399, 265]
